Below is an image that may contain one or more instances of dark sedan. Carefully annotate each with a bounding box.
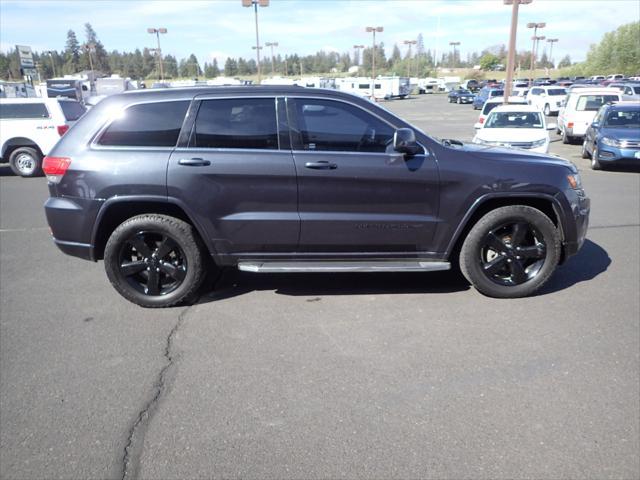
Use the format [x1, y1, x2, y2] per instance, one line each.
[582, 102, 640, 170]
[447, 87, 475, 104]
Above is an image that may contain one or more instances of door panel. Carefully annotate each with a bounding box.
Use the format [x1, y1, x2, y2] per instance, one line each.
[167, 97, 298, 256]
[288, 97, 439, 254]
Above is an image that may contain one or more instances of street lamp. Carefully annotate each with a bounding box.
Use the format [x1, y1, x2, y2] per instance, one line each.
[242, 0, 269, 82]
[403, 39, 417, 77]
[365, 26, 383, 99]
[147, 27, 167, 81]
[546, 38, 558, 68]
[45, 50, 56, 78]
[449, 41, 460, 68]
[353, 44, 365, 67]
[527, 22, 546, 82]
[503, 0, 532, 102]
[83, 43, 95, 92]
[532, 35, 546, 77]
[265, 42, 278, 75]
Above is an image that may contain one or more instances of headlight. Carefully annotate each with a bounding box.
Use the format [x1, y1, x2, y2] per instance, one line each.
[601, 137, 621, 147]
[567, 173, 582, 190]
[531, 138, 547, 148]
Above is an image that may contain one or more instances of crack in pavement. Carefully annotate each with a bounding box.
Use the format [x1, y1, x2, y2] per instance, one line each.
[120, 305, 192, 480]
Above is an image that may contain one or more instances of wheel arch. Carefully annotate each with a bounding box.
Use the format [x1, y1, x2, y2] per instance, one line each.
[91, 197, 213, 261]
[446, 194, 568, 264]
[1, 137, 43, 160]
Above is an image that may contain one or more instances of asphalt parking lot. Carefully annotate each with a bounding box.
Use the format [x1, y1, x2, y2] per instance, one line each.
[1, 93, 639, 480]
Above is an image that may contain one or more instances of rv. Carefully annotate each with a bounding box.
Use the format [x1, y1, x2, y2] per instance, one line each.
[95, 76, 136, 96]
[416, 78, 440, 94]
[335, 76, 410, 100]
[46, 79, 87, 102]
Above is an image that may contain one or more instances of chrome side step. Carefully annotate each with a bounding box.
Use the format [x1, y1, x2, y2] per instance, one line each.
[237, 260, 450, 273]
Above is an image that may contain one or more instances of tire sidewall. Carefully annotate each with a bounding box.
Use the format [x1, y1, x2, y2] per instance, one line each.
[104, 215, 205, 307]
[460, 206, 561, 298]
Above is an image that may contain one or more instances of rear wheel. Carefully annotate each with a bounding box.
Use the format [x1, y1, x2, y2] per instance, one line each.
[104, 214, 207, 307]
[9, 147, 42, 177]
[459, 206, 561, 298]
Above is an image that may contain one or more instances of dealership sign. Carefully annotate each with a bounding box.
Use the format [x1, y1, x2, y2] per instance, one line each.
[16, 45, 34, 68]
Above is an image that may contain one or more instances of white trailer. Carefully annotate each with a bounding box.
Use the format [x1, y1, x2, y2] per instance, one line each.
[335, 76, 410, 100]
[96, 76, 136, 96]
[206, 77, 243, 86]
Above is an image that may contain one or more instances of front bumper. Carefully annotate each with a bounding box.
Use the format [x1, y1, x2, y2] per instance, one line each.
[595, 144, 640, 165]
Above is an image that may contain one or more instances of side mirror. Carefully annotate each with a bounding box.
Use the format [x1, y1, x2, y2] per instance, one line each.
[474, 122, 482, 129]
[591, 122, 599, 128]
[393, 128, 420, 156]
[547, 123, 557, 130]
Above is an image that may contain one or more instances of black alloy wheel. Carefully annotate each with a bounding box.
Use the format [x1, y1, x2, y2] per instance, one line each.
[119, 231, 187, 296]
[479, 222, 546, 286]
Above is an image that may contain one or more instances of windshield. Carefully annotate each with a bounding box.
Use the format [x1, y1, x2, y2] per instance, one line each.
[631, 86, 640, 94]
[604, 110, 640, 128]
[485, 111, 544, 129]
[457, 89, 471, 94]
[59, 101, 87, 121]
[576, 95, 620, 111]
[547, 89, 566, 96]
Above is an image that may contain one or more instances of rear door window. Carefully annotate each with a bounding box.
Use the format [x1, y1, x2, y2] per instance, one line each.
[98, 100, 189, 147]
[0, 103, 49, 119]
[192, 98, 278, 150]
[59, 101, 87, 121]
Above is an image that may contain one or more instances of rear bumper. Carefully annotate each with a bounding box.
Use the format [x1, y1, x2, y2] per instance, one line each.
[563, 191, 590, 260]
[52, 238, 94, 260]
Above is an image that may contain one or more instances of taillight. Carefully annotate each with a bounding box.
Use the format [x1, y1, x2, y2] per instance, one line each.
[567, 122, 574, 129]
[479, 117, 484, 124]
[57, 125, 69, 136]
[42, 156, 71, 183]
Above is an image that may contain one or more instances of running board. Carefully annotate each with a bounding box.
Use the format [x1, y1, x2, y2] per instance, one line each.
[237, 260, 451, 273]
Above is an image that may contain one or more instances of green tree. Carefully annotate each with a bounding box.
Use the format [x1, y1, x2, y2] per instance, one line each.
[82, 23, 109, 73]
[63, 29, 81, 74]
[479, 53, 500, 71]
[224, 57, 238, 76]
[557, 54, 572, 69]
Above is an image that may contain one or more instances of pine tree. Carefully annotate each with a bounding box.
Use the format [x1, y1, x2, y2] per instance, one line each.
[82, 23, 109, 73]
[224, 58, 238, 76]
[63, 30, 81, 74]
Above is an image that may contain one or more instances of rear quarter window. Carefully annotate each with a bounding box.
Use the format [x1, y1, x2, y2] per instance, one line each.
[59, 101, 87, 121]
[0, 103, 50, 119]
[98, 100, 190, 147]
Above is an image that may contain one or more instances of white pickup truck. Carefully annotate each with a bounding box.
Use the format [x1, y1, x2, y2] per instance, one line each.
[0, 98, 86, 177]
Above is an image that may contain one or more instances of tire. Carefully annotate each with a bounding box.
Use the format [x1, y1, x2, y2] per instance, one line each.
[9, 147, 42, 177]
[448, 96, 453, 103]
[459, 205, 561, 298]
[543, 104, 551, 116]
[591, 146, 602, 170]
[457, 97, 462, 104]
[581, 140, 591, 159]
[104, 214, 207, 308]
[562, 128, 571, 144]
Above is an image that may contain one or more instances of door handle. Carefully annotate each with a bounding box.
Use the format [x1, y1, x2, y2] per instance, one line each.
[178, 158, 211, 166]
[304, 161, 337, 170]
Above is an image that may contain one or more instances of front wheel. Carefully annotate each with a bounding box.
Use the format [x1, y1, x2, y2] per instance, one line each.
[581, 140, 591, 159]
[591, 147, 602, 170]
[459, 206, 561, 298]
[457, 97, 462, 104]
[104, 214, 207, 307]
[9, 147, 42, 177]
[543, 104, 551, 116]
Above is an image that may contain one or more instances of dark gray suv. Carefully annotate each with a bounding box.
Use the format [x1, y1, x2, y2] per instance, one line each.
[43, 86, 590, 307]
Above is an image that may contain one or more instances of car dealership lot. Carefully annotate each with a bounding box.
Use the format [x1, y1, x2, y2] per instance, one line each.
[1, 94, 638, 479]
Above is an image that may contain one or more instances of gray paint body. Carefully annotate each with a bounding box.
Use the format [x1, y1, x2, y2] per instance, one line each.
[44, 86, 590, 265]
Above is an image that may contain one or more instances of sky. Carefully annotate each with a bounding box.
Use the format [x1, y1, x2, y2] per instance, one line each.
[1, 0, 638, 67]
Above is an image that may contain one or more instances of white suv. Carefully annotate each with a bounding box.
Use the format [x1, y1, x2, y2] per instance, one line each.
[557, 88, 622, 144]
[526, 86, 567, 116]
[0, 98, 86, 177]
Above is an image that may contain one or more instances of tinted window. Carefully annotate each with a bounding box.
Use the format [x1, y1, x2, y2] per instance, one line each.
[547, 89, 566, 96]
[193, 98, 278, 150]
[604, 109, 640, 128]
[59, 101, 86, 121]
[485, 111, 543, 129]
[0, 103, 49, 119]
[99, 101, 189, 147]
[489, 89, 504, 97]
[576, 95, 620, 111]
[293, 99, 394, 153]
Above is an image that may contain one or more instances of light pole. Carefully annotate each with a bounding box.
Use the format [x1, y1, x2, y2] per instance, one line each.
[45, 51, 56, 78]
[449, 41, 460, 68]
[242, 0, 269, 83]
[546, 38, 558, 68]
[353, 44, 365, 67]
[532, 34, 546, 77]
[365, 26, 383, 99]
[147, 27, 167, 81]
[503, 0, 532, 102]
[527, 22, 546, 82]
[403, 39, 417, 77]
[265, 42, 278, 75]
